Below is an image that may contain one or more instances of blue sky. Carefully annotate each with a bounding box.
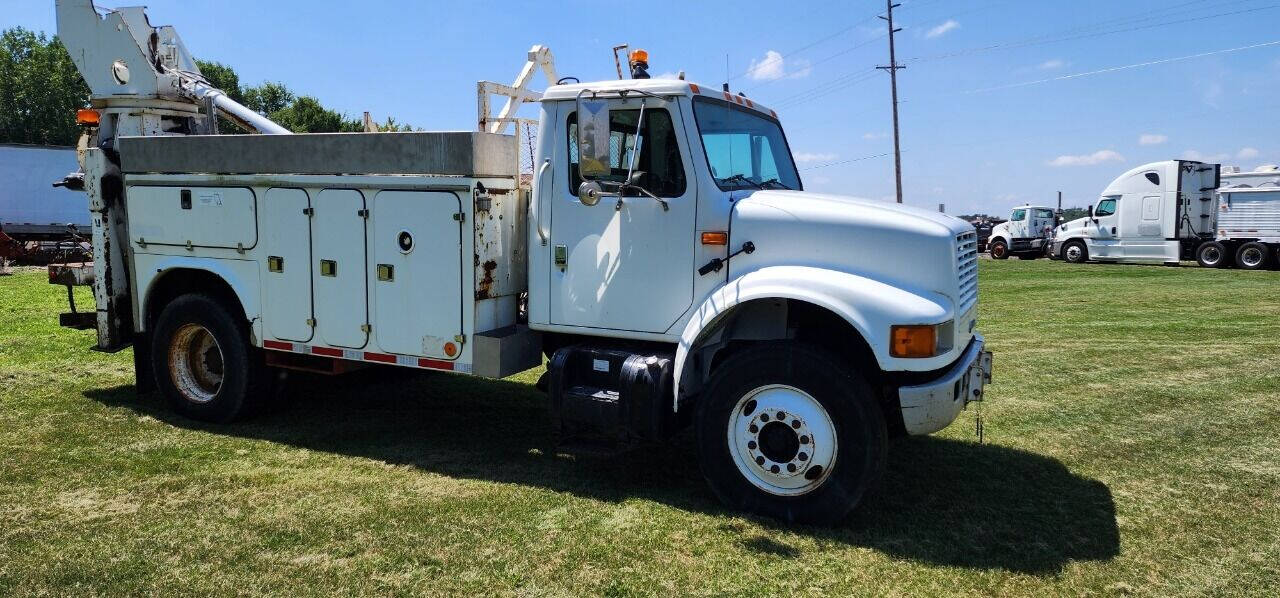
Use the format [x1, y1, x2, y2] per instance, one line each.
[9, 0, 1280, 216]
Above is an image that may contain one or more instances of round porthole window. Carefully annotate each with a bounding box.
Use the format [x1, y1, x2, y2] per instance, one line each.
[397, 231, 414, 254]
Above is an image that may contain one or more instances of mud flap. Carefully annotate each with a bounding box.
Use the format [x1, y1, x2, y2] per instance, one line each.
[133, 332, 156, 395]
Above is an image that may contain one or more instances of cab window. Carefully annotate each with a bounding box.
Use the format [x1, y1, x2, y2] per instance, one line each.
[1096, 197, 1118, 217]
[1011, 208, 1027, 221]
[568, 108, 686, 197]
[1034, 208, 1054, 219]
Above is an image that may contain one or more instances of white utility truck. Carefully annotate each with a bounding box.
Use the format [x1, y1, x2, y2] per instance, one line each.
[1193, 165, 1280, 270]
[1050, 160, 1220, 265]
[49, 0, 992, 524]
[986, 205, 1056, 259]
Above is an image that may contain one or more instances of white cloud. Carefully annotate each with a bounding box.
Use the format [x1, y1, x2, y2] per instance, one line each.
[862, 132, 887, 140]
[925, 20, 960, 39]
[793, 152, 838, 163]
[746, 50, 811, 81]
[1038, 59, 1067, 70]
[1138, 134, 1168, 146]
[1047, 150, 1125, 167]
[1238, 147, 1260, 159]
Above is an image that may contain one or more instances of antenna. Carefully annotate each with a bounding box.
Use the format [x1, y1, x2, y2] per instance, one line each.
[877, 1, 905, 203]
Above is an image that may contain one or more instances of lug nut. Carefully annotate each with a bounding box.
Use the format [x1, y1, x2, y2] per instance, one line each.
[760, 413, 769, 422]
[755, 456, 765, 466]
[776, 411, 786, 420]
[747, 440, 757, 450]
[798, 452, 808, 461]
[799, 435, 809, 444]
[787, 463, 796, 473]
[770, 464, 780, 474]
[749, 424, 758, 433]
[791, 419, 801, 429]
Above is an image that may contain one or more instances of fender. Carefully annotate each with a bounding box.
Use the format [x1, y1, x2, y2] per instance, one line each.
[673, 265, 952, 410]
[134, 254, 263, 341]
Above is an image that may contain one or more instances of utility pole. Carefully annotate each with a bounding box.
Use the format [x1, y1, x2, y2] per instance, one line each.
[877, 1, 905, 203]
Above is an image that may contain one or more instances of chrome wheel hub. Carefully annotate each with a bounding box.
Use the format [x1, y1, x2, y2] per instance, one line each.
[1202, 247, 1222, 265]
[1066, 245, 1082, 261]
[1241, 247, 1264, 267]
[168, 323, 224, 404]
[727, 384, 837, 496]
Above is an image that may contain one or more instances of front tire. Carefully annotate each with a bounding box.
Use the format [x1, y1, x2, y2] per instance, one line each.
[989, 239, 1009, 260]
[695, 343, 887, 525]
[1236, 242, 1270, 270]
[151, 293, 265, 423]
[1197, 241, 1229, 269]
[1062, 240, 1089, 264]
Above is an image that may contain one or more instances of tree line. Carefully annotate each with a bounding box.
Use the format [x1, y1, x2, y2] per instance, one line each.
[0, 26, 410, 146]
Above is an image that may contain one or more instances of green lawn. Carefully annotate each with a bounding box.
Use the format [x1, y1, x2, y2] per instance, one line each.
[1, 260, 1278, 596]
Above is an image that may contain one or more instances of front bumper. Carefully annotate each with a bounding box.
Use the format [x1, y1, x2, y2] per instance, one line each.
[897, 333, 992, 435]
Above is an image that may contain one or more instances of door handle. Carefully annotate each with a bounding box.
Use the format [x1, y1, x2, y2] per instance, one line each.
[1111, 227, 1117, 234]
[532, 159, 551, 246]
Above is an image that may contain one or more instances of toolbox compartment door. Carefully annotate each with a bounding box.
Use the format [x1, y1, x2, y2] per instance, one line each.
[370, 190, 463, 358]
[261, 188, 314, 343]
[125, 185, 256, 250]
[312, 189, 369, 349]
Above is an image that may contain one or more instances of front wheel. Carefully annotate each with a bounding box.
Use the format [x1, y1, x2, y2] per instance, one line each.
[989, 239, 1009, 260]
[695, 343, 887, 525]
[1062, 240, 1089, 264]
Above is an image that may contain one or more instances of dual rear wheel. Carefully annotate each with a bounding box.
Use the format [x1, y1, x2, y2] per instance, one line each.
[151, 294, 267, 423]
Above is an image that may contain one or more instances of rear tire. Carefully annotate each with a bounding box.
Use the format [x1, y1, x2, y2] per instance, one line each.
[1196, 241, 1229, 269]
[1062, 240, 1088, 264]
[1236, 242, 1270, 270]
[695, 342, 887, 525]
[151, 293, 265, 423]
[989, 239, 1009, 260]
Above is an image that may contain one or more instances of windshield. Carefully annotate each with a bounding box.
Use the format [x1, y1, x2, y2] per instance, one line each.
[693, 97, 801, 191]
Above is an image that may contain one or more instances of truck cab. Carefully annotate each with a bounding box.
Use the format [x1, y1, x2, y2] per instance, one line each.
[1051, 160, 1219, 264]
[49, 0, 993, 525]
[987, 205, 1055, 259]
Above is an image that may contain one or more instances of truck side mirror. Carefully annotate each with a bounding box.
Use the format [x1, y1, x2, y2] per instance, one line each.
[1087, 204, 1095, 221]
[575, 95, 611, 178]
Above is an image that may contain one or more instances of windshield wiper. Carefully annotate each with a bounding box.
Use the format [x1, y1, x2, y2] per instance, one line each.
[760, 178, 792, 190]
[718, 174, 763, 189]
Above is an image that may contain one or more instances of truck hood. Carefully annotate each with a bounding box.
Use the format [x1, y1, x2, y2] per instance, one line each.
[728, 191, 974, 312]
[1056, 215, 1091, 237]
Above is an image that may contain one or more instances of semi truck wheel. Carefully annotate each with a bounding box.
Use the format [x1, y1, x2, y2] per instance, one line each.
[1196, 242, 1228, 268]
[989, 239, 1009, 260]
[1062, 240, 1088, 264]
[1236, 242, 1270, 270]
[151, 293, 265, 423]
[695, 342, 887, 525]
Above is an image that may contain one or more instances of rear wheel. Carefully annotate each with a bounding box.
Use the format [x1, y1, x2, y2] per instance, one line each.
[1062, 240, 1088, 264]
[1236, 242, 1270, 270]
[989, 239, 1009, 260]
[695, 342, 887, 525]
[151, 293, 265, 423]
[1196, 242, 1229, 268]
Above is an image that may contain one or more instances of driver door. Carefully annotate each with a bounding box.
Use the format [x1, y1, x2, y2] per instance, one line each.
[547, 98, 697, 333]
[1090, 196, 1120, 257]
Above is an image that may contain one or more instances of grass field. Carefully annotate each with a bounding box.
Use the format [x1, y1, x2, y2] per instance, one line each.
[2, 260, 1278, 596]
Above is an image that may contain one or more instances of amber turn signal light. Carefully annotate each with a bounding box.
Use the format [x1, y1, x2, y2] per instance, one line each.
[701, 231, 728, 246]
[890, 325, 938, 358]
[76, 109, 100, 126]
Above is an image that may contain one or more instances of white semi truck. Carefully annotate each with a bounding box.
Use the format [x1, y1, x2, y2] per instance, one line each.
[48, 0, 992, 524]
[1050, 160, 1220, 265]
[986, 204, 1056, 260]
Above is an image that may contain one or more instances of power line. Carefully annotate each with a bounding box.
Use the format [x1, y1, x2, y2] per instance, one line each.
[961, 38, 1280, 94]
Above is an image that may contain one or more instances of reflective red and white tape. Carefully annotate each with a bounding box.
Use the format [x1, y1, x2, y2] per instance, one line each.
[262, 340, 470, 373]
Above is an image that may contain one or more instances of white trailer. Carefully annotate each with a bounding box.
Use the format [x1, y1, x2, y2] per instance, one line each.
[986, 204, 1056, 259]
[0, 144, 88, 239]
[1193, 166, 1280, 270]
[48, 0, 992, 524]
[1050, 160, 1220, 264]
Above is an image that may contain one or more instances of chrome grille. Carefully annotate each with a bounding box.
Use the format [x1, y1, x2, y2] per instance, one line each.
[955, 231, 978, 313]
